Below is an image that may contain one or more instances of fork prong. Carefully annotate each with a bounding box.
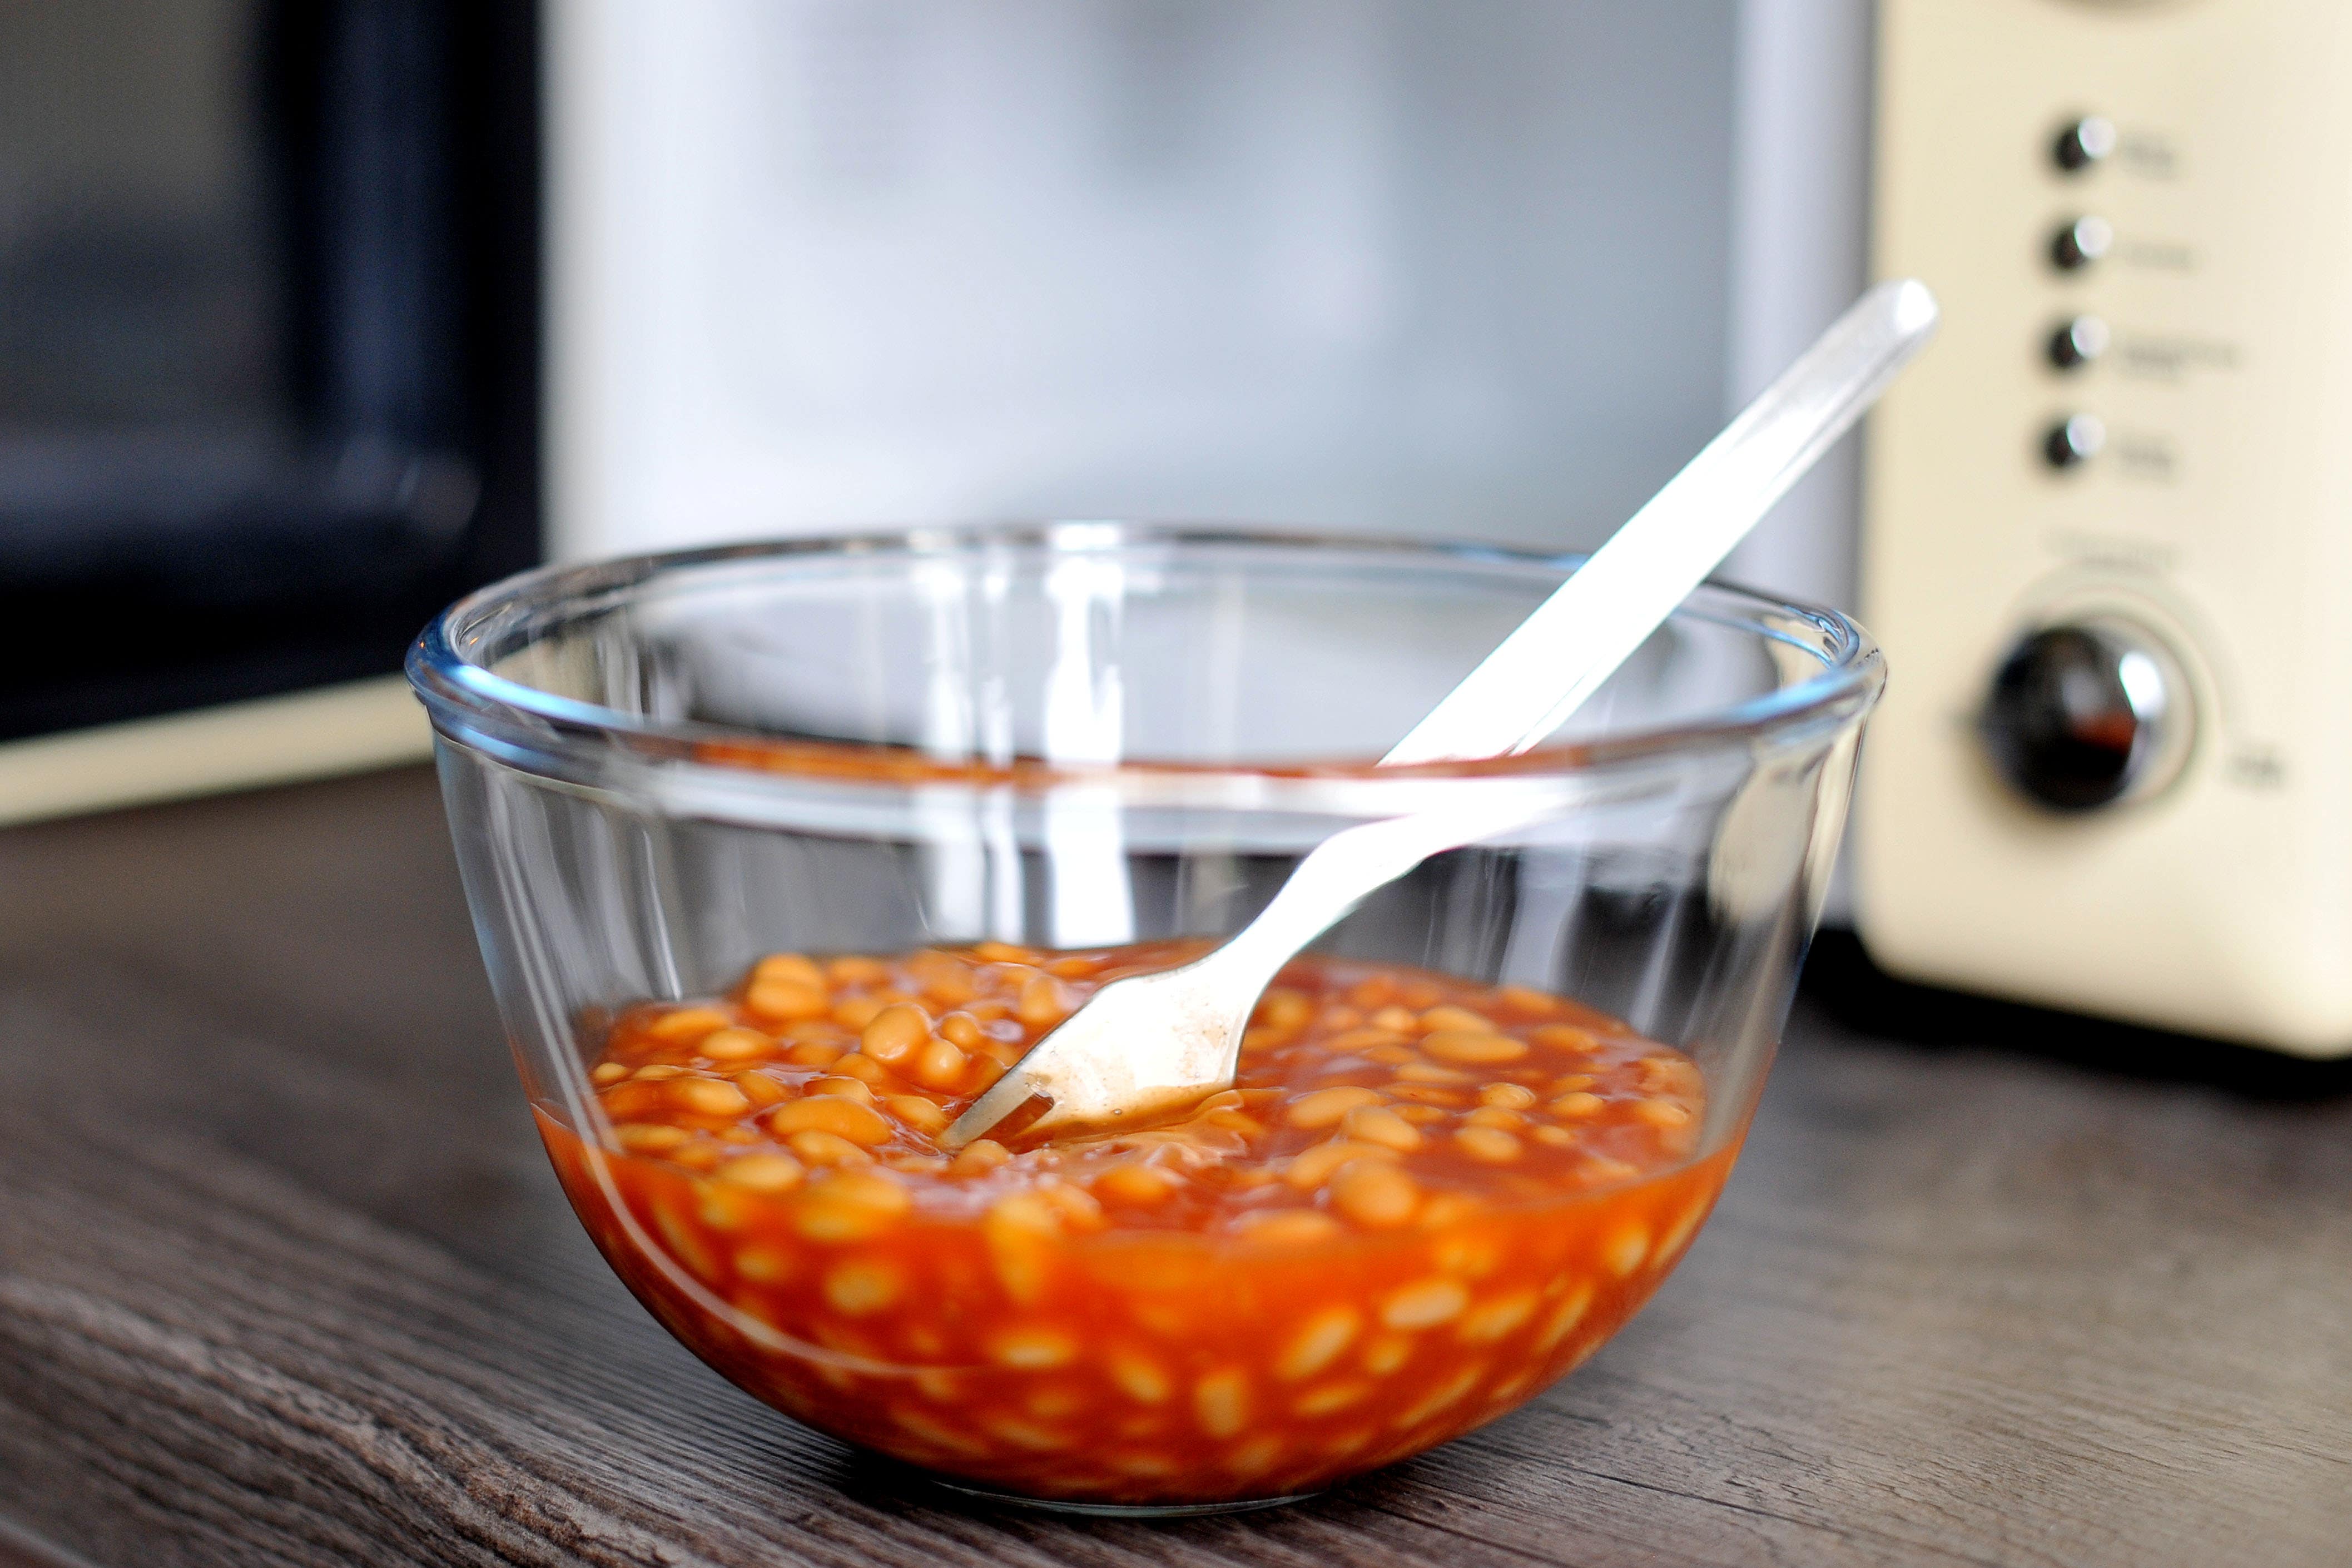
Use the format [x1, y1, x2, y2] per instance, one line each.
[941, 1060, 1055, 1149]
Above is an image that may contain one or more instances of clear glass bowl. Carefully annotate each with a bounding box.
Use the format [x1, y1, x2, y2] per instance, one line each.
[408, 523, 1882, 1514]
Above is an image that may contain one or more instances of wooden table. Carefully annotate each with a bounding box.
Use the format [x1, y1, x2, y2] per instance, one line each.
[2, 768, 2346, 1568]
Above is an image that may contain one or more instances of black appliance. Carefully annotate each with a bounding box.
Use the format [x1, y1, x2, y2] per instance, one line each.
[0, 0, 537, 745]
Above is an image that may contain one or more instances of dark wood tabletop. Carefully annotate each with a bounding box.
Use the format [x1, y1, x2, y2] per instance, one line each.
[2, 767, 2346, 1568]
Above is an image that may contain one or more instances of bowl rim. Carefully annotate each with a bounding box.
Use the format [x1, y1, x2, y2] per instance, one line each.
[405, 522, 1885, 792]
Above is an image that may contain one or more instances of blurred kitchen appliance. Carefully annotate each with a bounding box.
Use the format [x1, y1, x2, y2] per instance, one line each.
[0, 0, 536, 823]
[1857, 0, 2352, 1056]
[548, 1, 1869, 568]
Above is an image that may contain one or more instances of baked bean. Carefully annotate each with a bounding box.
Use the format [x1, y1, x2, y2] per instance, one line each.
[793, 1169, 908, 1236]
[745, 979, 829, 1023]
[1287, 1085, 1385, 1129]
[884, 1095, 949, 1134]
[1108, 1349, 1171, 1403]
[1381, 1279, 1468, 1331]
[734, 1244, 791, 1283]
[1277, 1307, 1361, 1380]
[1017, 974, 1068, 1028]
[1258, 989, 1314, 1033]
[1294, 1381, 1369, 1416]
[1457, 1290, 1537, 1343]
[787, 1129, 874, 1168]
[646, 1007, 732, 1044]
[1095, 1162, 1180, 1206]
[1329, 1161, 1421, 1228]
[699, 1026, 774, 1062]
[755, 954, 826, 990]
[1338, 1105, 1423, 1152]
[1284, 1139, 1396, 1190]
[914, 1038, 969, 1090]
[827, 955, 892, 987]
[768, 1096, 893, 1146]
[1454, 1127, 1523, 1164]
[713, 1153, 805, 1193]
[991, 1328, 1078, 1369]
[1496, 986, 1563, 1018]
[953, 1139, 1012, 1176]
[1194, 1369, 1250, 1438]
[860, 1003, 930, 1065]
[825, 1259, 904, 1314]
[1601, 1225, 1651, 1277]
[613, 1123, 687, 1154]
[1387, 1085, 1470, 1109]
[1233, 1209, 1343, 1245]
[1423, 1030, 1530, 1065]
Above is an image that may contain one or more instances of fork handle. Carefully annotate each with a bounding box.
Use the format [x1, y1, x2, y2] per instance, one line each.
[1382, 279, 1937, 765]
[1204, 793, 1566, 1003]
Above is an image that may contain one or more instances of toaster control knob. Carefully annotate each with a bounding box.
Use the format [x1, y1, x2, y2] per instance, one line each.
[2051, 215, 2114, 271]
[2053, 116, 2118, 172]
[1981, 621, 2195, 811]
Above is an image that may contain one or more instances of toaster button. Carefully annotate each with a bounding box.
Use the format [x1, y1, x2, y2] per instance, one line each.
[2050, 215, 2113, 271]
[2042, 414, 2106, 469]
[2047, 315, 2111, 370]
[2053, 116, 2118, 172]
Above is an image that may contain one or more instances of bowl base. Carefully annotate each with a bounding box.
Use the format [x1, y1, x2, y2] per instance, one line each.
[920, 1472, 1317, 1518]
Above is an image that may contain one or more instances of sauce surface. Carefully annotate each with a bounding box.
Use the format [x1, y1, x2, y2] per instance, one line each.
[540, 941, 1736, 1505]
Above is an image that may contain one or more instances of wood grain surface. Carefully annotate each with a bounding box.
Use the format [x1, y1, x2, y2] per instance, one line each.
[0, 768, 2346, 1567]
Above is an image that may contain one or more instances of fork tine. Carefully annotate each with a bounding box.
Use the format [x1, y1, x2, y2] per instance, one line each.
[942, 1059, 1057, 1148]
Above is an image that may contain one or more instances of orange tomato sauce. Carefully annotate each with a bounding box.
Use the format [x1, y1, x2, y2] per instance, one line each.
[537, 941, 1739, 1505]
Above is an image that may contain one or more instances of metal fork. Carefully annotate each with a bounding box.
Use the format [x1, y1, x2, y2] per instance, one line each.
[941, 279, 1938, 1148]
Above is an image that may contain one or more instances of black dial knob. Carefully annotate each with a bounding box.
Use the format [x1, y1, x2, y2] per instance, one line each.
[1981, 622, 2192, 811]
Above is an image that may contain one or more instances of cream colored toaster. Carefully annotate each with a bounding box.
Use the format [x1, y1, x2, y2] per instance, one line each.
[1859, 0, 2352, 1056]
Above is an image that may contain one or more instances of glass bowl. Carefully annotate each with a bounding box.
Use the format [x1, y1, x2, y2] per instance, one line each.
[407, 523, 1882, 1514]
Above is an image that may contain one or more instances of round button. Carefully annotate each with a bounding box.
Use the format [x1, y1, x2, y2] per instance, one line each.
[2043, 414, 2106, 468]
[2048, 315, 2111, 370]
[2053, 116, 2118, 172]
[2051, 215, 2113, 271]
[1981, 621, 2194, 811]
